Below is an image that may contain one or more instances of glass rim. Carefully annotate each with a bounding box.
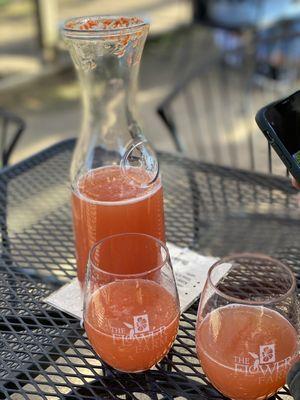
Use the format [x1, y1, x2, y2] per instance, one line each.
[207, 252, 296, 305]
[62, 15, 149, 37]
[88, 233, 170, 278]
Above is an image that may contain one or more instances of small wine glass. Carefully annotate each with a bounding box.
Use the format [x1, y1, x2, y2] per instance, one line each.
[83, 233, 180, 373]
[196, 253, 299, 400]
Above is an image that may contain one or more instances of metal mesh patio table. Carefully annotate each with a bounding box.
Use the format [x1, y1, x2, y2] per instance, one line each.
[0, 139, 299, 399]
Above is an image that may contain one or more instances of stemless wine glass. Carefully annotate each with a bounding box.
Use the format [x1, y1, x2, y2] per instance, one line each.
[83, 233, 180, 373]
[196, 253, 299, 400]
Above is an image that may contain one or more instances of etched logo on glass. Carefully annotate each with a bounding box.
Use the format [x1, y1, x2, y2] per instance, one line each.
[133, 314, 150, 333]
[259, 344, 275, 364]
[234, 343, 294, 378]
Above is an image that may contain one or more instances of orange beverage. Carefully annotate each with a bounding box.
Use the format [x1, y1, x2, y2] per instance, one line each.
[84, 279, 179, 372]
[196, 304, 298, 400]
[72, 166, 165, 284]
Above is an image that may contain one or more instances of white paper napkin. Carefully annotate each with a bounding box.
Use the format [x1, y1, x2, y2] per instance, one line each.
[44, 243, 219, 319]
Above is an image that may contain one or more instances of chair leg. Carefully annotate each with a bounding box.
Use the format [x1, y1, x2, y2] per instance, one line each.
[157, 107, 182, 153]
[3, 124, 25, 167]
[0, 178, 11, 264]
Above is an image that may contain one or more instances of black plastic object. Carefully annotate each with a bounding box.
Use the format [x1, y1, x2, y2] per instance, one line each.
[0, 139, 298, 399]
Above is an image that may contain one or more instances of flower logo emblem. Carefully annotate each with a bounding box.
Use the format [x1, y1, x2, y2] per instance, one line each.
[259, 344, 275, 364]
[133, 314, 150, 334]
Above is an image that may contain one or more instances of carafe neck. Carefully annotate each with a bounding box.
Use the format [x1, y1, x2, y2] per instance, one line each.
[63, 16, 150, 182]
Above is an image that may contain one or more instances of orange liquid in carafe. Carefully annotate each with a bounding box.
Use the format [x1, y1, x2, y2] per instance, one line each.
[72, 166, 165, 284]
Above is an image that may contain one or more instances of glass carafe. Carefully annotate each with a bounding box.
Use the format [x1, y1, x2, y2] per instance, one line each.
[62, 16, 165, 285]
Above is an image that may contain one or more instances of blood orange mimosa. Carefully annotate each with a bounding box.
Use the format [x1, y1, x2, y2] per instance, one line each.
[72, 166, 165, 284]
[85, 279, 179, 372]
[197, 304, 298, 400]
[63, 15, 163, 287]
[83, 233, 180, 373]
[196, 254, 299, 400]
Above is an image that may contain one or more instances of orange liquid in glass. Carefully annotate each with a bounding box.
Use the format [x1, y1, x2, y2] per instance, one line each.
[196, 305, 298, 400]
[84, 279, 179, 372]
[72, 166, 165, 284]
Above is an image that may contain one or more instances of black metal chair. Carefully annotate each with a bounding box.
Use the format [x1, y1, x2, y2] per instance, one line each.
[0, 108, 25, 168]
[0, 109, 25, 264]
[157, 25, 300, 248]
[158, 26, 300, 176]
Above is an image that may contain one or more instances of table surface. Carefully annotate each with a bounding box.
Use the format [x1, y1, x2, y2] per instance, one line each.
[0, 139, 299, 400]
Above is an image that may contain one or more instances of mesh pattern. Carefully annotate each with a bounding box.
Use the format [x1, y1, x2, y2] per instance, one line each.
[0, 139, 299, 399]
[213, 256, 294, 301]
